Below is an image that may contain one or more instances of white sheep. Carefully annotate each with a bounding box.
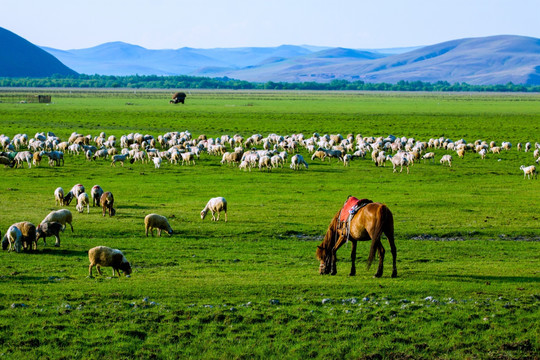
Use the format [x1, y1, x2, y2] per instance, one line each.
[42, 209, 74, 234]
[91, 185, 104, 207]
[520, 165, 537, 179]
[14, 151, 32, 168]
[290, 154, 308, 170]
[153, 156, 162, 169]
[70, 184, 85, 199]
[422, 152, 435, 162]
[271, 155, 284, 168]
[76, 193, 90, 214]
[478, 148, 487, 160]
[238, 160, 251, 172]
[258, 155, 272, 171]
[5, 225, 23, 253]
[391, 153, 410, 174]
[111, 154, 133, 167]
[88, 246, 132, 277]
[181, 152, 195, 165]
[440, 154, 453, 167]
[54, 187, 64, 206]
[201, 197, 228, 222]
[342, 154, 352, 166]
[144, 214, 173, 237]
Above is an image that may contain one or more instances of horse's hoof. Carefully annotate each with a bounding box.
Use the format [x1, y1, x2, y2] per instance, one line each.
[391, 272, 398, 278]
[348, 273, 356, 277]
[373, 273, 382, 278]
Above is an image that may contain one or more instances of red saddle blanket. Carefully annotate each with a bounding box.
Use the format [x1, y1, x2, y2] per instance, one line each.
[339, 197, 372, 222]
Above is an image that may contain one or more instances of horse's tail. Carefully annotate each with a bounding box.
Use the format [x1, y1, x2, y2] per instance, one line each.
[367, 204, 389, 269]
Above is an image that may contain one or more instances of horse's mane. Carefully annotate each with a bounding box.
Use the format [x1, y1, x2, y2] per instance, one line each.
[316, 209, 341, 260]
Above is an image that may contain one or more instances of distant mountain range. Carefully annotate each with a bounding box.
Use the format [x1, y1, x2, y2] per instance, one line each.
[1, 26, 539, 85]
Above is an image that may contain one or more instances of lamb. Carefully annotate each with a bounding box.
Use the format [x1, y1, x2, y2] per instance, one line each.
[5, 225, 23, 253]
[100, 191, 116, 217]
[440, 154, 453, 167]
[12, 221, 37, 251]
[88, 246, 132, 277]
[54, 187, 65, 206]
[91, 185, 103, 207]
[390, 153, 410, 174]
[478, 148, 487, 160]
[519, 165, 537, 179]
[238, 160, 251, 172]
[42, 209, 74, 233]
[290, 154, 308, 170]
[36, 221, 63, 247]
[32, 151, 43, 166]
[144, 214, 173, 237]
[201, 197, 228, 222]
[76, 192, 90, 213]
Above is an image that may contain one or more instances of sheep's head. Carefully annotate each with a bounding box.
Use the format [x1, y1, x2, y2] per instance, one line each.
[119, 261, 132, 276]
[64, 192, 74, 205]
[1, 235, 8, 250]
[200, 210, 208, 220]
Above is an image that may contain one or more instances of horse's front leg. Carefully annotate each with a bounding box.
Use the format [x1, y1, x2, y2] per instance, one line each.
[330, 250, 338, 275]
[349, 240, 357, 276]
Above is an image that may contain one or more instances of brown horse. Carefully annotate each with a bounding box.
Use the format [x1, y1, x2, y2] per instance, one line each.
[316, 202, 397, 277]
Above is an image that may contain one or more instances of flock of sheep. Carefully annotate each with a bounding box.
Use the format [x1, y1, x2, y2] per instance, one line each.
[1, 131, 538, 178]
[1, 175, 228, 277]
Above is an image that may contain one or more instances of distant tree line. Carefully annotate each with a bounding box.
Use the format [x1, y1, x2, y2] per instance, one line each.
[0, 74, 538, 92]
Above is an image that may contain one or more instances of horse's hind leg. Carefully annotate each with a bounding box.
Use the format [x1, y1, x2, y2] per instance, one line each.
[385, 228, 397, 278]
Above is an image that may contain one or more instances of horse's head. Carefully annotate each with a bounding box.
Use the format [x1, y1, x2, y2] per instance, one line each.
[316, 245, 332, 275]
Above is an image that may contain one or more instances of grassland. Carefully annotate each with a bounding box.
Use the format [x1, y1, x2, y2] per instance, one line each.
[0, 90, 538, 359]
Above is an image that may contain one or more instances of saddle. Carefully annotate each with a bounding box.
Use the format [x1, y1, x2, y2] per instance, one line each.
[337, 196, 373, 240]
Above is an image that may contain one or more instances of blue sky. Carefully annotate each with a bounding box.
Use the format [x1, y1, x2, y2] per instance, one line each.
[2, 0, 540, 50]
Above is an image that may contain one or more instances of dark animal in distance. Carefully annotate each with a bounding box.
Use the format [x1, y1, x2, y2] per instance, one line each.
[170, 92, 186, 104]
[316, 201, 397, 278]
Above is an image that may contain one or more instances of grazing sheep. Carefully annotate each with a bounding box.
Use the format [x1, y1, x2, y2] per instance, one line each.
[13, 221, 37, 251]
[70, 184, 85, 199]
[0, 155, 15, 168]
[311, 149, 327, 161]
[36, 221, 63, 247]
[88, 246, 132, 277]
[5, 225, 23, 253]
[290, 154, 308, 170]
[422, 152, 435, 163]
[153, 156, 162, 169]
[238, 160, 251, 172]
[201, 197, 228, 222]
[478, 148, 487, 160]
[32, 151, 43, 166]
[76, 192, 90, 214]
[144, 214, 173, 237]
[100, 191, 116, 217]
[440, 154, 453, 167]
[390, 154, 410, 174]
[271, 154, 284, 168]
[342, 154, 352, 166]
[91, 185, 104, 207]
[520, 165, 537, 179]
[181, 152, 195, 165]
[14, 151, 32, 168]
[54, 187, 64, 206]
[111, 154, 133, 167]
[258, 155, 272, 171]
[42, 209, 74, 233]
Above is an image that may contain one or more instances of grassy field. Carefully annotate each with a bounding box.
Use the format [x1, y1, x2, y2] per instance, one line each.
[0, 90, 539, 359]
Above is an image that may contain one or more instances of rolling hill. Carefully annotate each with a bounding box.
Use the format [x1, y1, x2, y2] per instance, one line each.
[0, 27, 77, 77]
[2, 26, 539, 85]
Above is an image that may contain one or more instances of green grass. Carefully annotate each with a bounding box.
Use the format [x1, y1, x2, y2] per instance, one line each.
[0, 90, 538, 359]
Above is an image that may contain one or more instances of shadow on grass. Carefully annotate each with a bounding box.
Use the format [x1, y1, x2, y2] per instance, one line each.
[442, 274, 539, 284]
[26, 248, 88, 257]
